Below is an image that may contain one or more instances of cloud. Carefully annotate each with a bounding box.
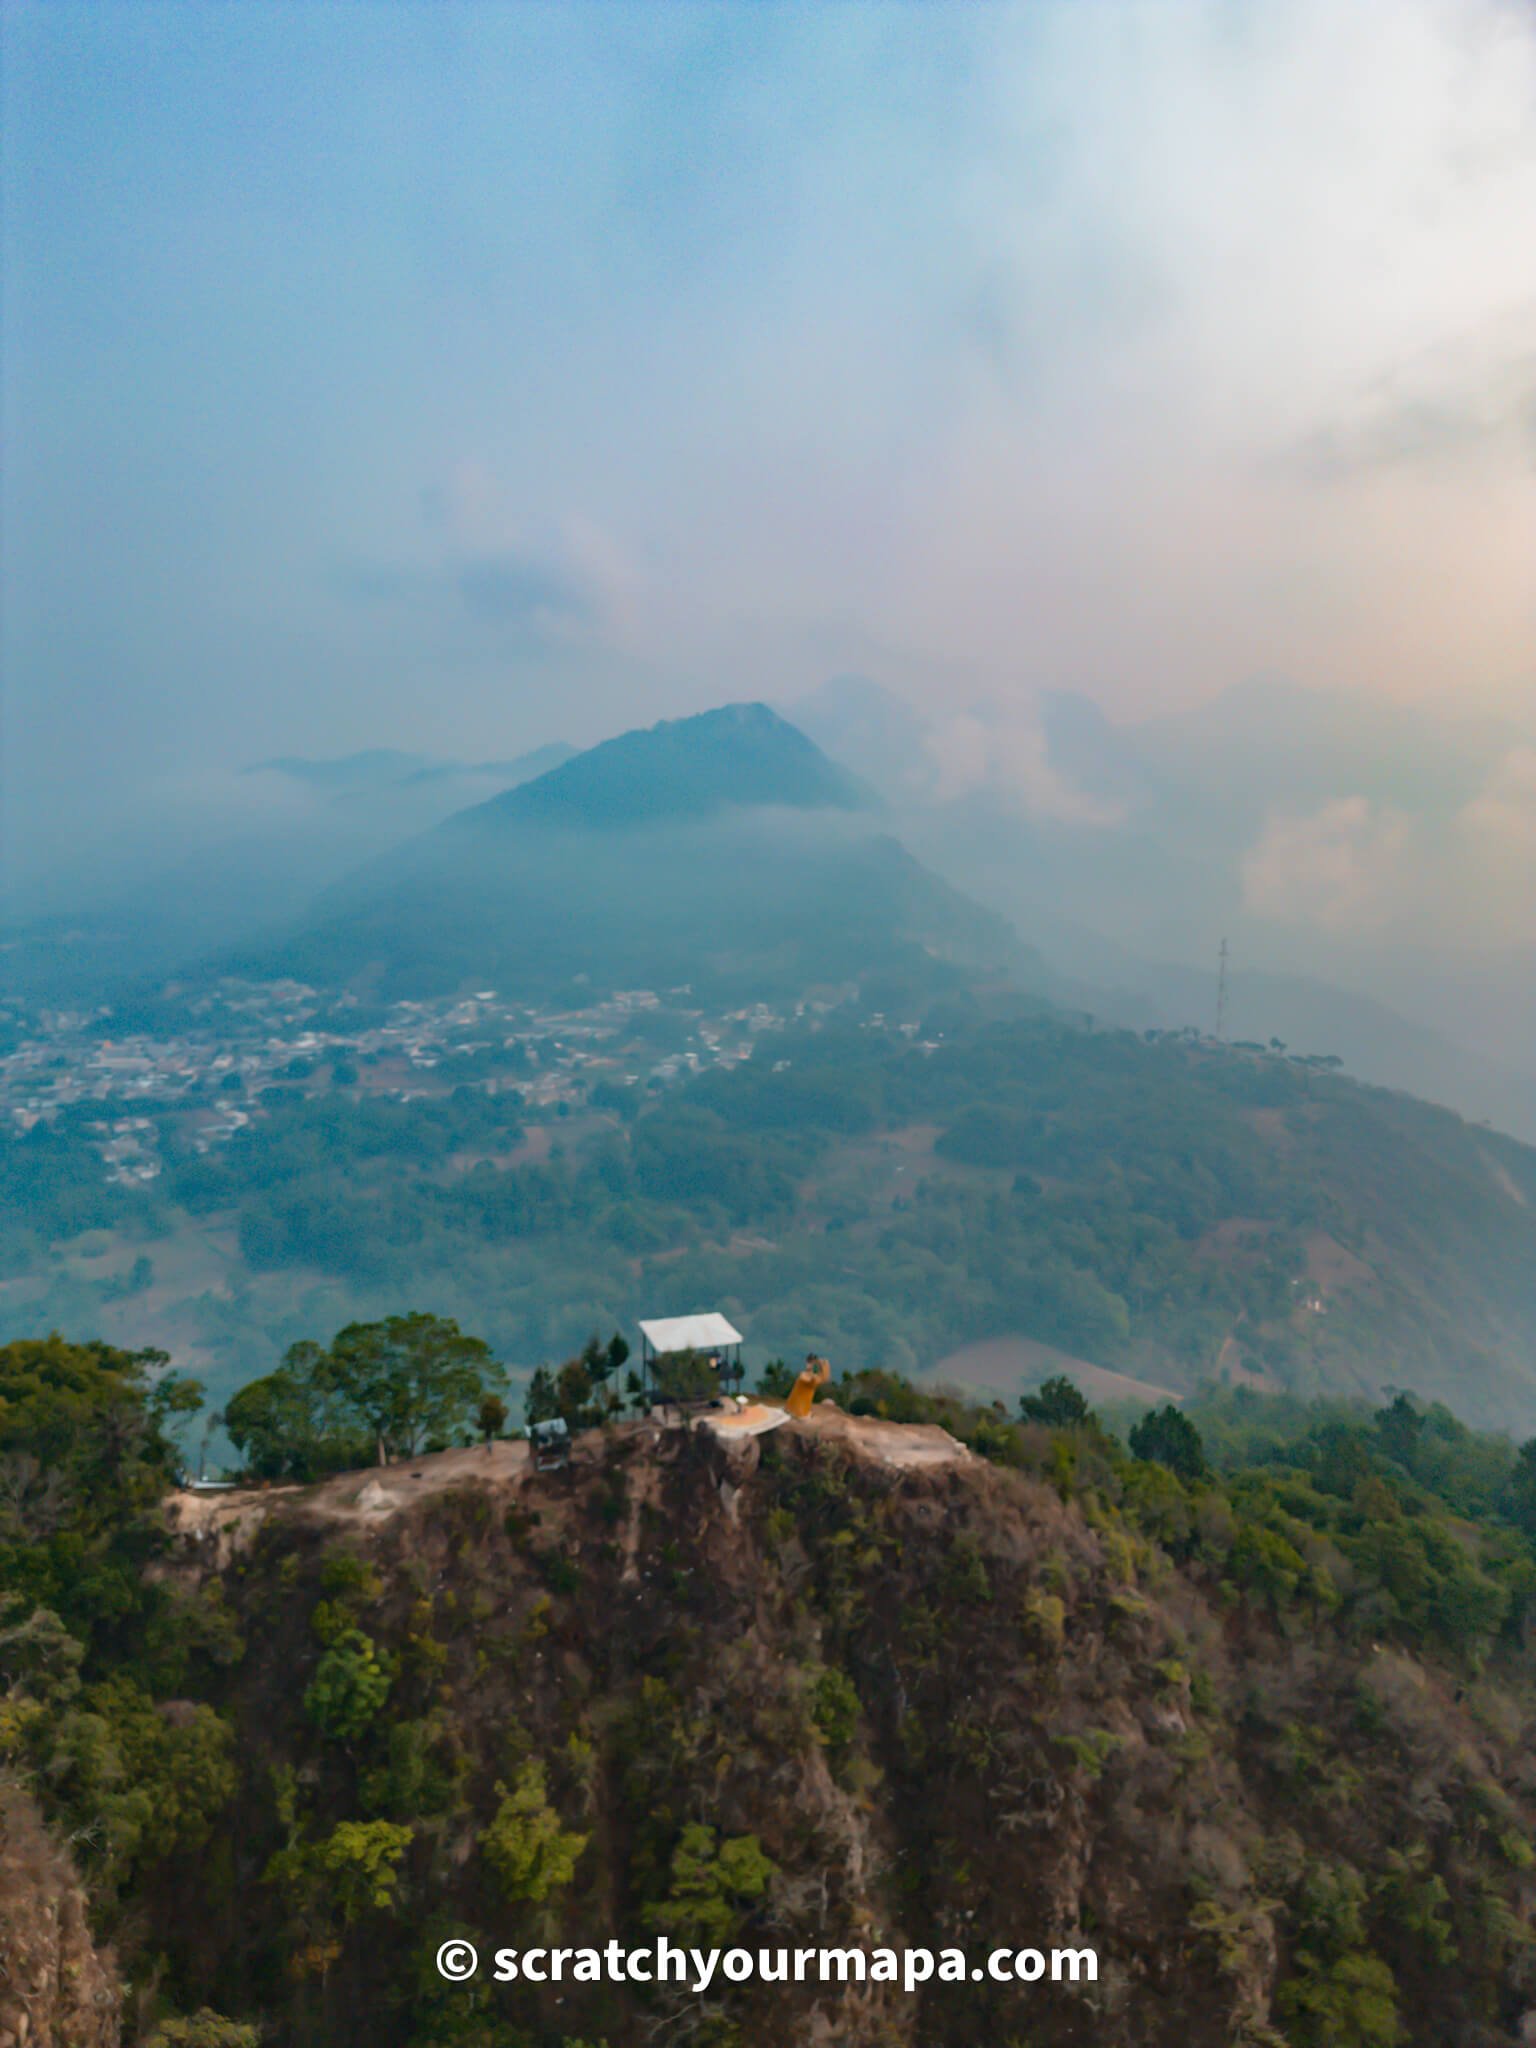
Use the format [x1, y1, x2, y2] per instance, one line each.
[1459, 745, 1536, 855]
[1451, 747, 1536, 940]
[591, 0, 1536, 724]
[1288, 328, 1536, 481]
[1241, 798, 1415, 931]
[455, 553, 593, 629]
[335, 534, 602, 649]
[9, 0, 1536, 914]
[1240, 748, 1536, 946]
[335, 454, 618, 646]
[924, 705, 1127, 826]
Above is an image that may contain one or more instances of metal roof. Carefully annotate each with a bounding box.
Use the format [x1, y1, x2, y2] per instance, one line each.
[639, 1312, 744, 1355]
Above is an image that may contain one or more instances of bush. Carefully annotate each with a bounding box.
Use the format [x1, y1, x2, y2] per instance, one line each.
[480, 1758, 587, 1903]
[304, 1630, 392, 1743]
[1278, 1952, 1404, 2048]
[642, 1825, 777, 1946]
[147, 2017, 261, 2048]
[808, 1665, 860, 1750]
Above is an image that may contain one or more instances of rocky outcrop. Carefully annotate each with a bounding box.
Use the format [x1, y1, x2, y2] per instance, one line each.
[0, 1784, 119, 2048]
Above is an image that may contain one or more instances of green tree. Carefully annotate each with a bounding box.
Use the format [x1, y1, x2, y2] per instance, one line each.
[1505, 1438, 1536, 1537]
[326, 1314, 505, 1465]
[1279, 1952, 1404, 2048]
[1129, 1405, 1207, 1482]
[1374, 1394, 1426, 1473]
[650, 1348, 718, 1407]
[0, 1605, 83, 1706]
[477, 1393, 508, 1447]
[526, 1350, 625, 1432]
[1019, 1376, 1093, 1428]
[304, 1629, 392, 1743]
[40, 1676, 237, 1896]
[525, 1367, 559, 1426]
[480, 1758, 587, 1903]
[643, 1825, 777, 1946]
[0, 1336, 200, 1644]
[1374, 1846, 1456, 1964]
[580, 1331, 630, 1383]
[312, 1817, 414, 1922]
[224, 1341, 364, 1481]
[1228, 1521, 1308, 1614]
[808, 1665, 860, 1750]
[757, 1359, 794, 1398]
[265, 1812, 413, 1977]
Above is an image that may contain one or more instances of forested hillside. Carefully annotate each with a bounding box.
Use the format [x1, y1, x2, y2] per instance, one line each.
[6, 1008, 1535, 1430]
[10, 1339, 1536, 2044]
[226, 707, 1028, 1003]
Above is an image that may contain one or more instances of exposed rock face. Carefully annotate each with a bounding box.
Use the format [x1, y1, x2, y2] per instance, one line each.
[0, 1784, 119, 2048]
[53, 1413, 1536, 2044]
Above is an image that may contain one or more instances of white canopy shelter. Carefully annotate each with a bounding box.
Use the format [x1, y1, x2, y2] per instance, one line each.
[639, 1313, 743, 1356]
[638, 1311, 745, 1407]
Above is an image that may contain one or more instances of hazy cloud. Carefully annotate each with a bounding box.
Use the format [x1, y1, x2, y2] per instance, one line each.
[1241, 748, 1536, 948]
[335, 541, 601, 648]
[925, 706, 1128, 826]
[1289, 327, 1536, 480]
[1461, 746, 1536, 855]
[5, 0, 1536, 932]
[1453, 747, 1536, 941]
[1241, 799, 1416, 933]
[456, 554, 594, 630]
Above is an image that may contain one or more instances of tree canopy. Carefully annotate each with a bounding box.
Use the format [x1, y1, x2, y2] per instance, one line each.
[1129, 1404, 1208, 1482]
[1019, 1375, 1093, 1429]
[224, 1315, 505, 1477]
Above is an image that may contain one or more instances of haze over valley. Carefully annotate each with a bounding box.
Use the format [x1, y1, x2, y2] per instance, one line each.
[5, 9, 1536, 2043]
[5, 701, 1536, 1446]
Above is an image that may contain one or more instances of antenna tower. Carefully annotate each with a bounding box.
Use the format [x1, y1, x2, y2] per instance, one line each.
[1215, 937, 1229, 1042]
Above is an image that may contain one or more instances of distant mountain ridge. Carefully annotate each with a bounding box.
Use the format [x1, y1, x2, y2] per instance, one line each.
[450, 702, 877, 833]
[247, 742, 577, 798]
[786, 675, 1536, 1142]
[238, 702, 1033, 1003]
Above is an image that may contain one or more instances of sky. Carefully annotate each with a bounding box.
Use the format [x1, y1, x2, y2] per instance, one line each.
[3, 0, 1534, 916]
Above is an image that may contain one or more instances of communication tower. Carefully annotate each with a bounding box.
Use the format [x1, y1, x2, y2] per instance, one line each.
[1215, 937, 1229, 1042]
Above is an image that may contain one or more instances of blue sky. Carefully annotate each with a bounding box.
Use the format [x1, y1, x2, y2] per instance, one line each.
[4, 0, 1534, 915]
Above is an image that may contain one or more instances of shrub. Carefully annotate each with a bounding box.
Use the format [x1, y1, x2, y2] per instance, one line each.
[147, 2017, 261, 2048]
[642, 1825, 777, 1946]
[304, 1630, 392, 1743]
[480, 1758, 587, 1903]
[808, 1665, 860, 1750]
[1278, 1952, 1404, 2048]
[1023, 1589, 1067, 1655]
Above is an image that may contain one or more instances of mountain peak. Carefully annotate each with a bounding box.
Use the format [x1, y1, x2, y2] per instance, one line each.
[453, 701, 876, 832]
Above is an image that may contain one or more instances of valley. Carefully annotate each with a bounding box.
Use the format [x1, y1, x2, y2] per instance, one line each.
[7, 704, 1532, 1440]
[6, 989, 1536, 1436]
[9, 15, 1535, 2042]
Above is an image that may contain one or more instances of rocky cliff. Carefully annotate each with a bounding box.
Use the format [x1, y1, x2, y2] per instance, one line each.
[0, 1785, 119, 2048]
[110, 1405, 1536, 2046]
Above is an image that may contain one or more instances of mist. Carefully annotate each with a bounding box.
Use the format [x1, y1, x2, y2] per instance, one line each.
[4, 0, 1533, 1058]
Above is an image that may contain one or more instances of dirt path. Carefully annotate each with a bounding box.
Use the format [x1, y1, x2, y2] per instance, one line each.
[794, 1402, 969, 1468]
[164, 1439, 533, 1559]
[164, 1405, 967, 1564]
